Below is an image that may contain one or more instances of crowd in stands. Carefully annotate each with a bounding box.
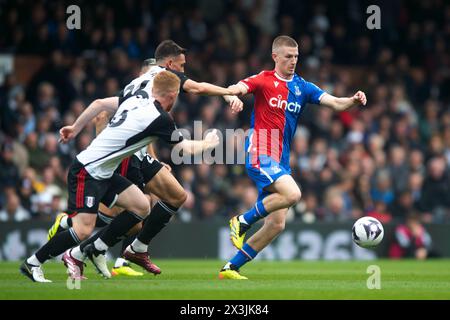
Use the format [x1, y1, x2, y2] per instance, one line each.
[1, 0, 449, 225]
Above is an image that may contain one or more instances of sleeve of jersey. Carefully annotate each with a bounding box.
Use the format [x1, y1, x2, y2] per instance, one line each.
[149, 113, 184, 145]
[238, 73, 262, 94]
[169, 69, 189, 92]
[306, 81, 327, 105]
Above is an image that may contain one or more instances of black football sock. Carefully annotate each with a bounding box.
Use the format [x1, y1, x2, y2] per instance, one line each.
[121, 234, 137, 254]
[136, 201, 178, 245]
[95, 211, 112, 228]
[99, 211, 145, 247]
[35, 228, 81, 263]
[81, 227, 126, 252]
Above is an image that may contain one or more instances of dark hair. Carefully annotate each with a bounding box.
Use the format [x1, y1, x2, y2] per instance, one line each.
[154, 40, 187, 62]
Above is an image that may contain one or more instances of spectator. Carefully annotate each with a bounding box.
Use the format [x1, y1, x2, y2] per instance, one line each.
[408, 149, 425, 175]
[419, 157, 450, 222]
[296, 192, 319, 223]
[388, 145, 409, 194]
[389, 213, 432, 260]
[0, 142, 20, 196]
[0, 191, 31, 222]
[322, 189, 351, 222]
[371, 170, 395, 206]
[24, 132, 48, 171]
[367, 201, 393, 224]
[0, 0, 449, 222]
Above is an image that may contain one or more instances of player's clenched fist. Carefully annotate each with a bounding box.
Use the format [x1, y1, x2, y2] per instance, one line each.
[229, 96, 244, 114]
[205, 129, 220, 149]
[352, 91, 367, 106]
[59, 125, 77, 143]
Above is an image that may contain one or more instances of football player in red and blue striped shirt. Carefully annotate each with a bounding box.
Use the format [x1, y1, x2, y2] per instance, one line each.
[220, 35, 367, 279]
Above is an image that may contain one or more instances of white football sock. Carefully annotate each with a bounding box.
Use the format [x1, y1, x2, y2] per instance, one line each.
[93, 238, 109, 252]
[129, 239, 147, 253]
[223, 262, 232, 270]
[70, 246, 86, 261]
[114, 258, 128, 268]
[239, 215, 249, 224]
[60, 216, 69, 229]
[27, 255, 41, 266]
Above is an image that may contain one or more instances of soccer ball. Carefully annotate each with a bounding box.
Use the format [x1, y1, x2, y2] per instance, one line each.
[352, 217, 384, 248]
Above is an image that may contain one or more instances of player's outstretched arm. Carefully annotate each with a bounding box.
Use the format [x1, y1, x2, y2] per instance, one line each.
[176, 129, 220, 155]
[182, 79, 244, 113]
[319, 91, 367, 111]
[183, 79, 234, 96]
[59, 97, 119, 143]
[228, 83, 249, 96]
[94, 111, 110, 135]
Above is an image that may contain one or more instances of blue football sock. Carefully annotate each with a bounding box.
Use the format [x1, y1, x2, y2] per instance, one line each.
[241, 201, 268, 225]
[229, 243, 258, 269]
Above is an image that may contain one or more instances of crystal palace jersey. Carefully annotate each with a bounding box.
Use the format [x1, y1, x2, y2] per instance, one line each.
[240, 70, 326, 169]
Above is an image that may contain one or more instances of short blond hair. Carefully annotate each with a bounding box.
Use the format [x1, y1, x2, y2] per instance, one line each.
[153, 71, 180, 96]
[272, 35, 298, 52]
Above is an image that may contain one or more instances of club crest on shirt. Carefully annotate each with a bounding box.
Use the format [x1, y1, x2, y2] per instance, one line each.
[85, 196, 95, 208]
[274, 81, 279, 88]
[294, 86, 301, 96]
[271, 166, 282, 174]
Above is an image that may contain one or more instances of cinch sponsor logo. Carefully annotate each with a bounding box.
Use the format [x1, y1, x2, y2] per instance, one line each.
[269, 95, 301, 113]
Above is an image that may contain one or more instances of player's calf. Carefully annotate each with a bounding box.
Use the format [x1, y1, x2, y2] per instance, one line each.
[263, 217, 286, 235]
[167, 188, 187, 208]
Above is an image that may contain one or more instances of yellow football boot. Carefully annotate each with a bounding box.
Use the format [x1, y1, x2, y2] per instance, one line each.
[111, 262, 144, 277]
[229, 216, 249, 250]
[47, 212, 68, 240]
[219, 269, 248, 280]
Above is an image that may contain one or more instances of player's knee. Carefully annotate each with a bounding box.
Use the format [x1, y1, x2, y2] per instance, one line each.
[72, 215, 96, 240]
[285, 189, 302, 207]
[74, 223, 95, 240]
[131, 196, 151, 218]
[136, 202, 151, 218]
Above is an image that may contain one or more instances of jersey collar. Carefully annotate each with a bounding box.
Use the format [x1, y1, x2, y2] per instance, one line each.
[274, 71, 294, 82]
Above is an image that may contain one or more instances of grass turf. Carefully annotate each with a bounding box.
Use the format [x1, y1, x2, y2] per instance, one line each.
[0, 259, 449, 300]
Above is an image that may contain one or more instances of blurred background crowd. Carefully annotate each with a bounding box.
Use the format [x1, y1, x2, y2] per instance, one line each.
[0, 0, 449, 232]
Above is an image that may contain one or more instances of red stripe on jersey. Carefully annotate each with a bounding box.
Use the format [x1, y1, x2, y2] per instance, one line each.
[76, 168, 87, 208]
[120, 157, 131, 177]
[246, 70, 288, 166]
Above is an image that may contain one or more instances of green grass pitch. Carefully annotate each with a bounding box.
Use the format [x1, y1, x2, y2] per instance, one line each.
[1, 259, 449, 300]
